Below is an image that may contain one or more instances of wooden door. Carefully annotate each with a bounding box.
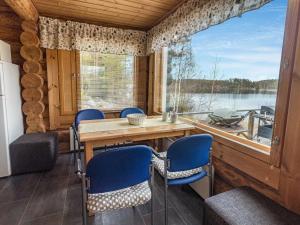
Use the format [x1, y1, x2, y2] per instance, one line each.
[47, 49, 79, 129]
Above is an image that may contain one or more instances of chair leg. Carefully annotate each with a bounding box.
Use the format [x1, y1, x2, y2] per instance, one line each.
[73, 134, 76, 165]
[151, 164, 155, 225]
[81, 175, 88, 225]
[164, 176, 168, 225]
[208, 151, 213, 197]
[83, 207, 88, 225]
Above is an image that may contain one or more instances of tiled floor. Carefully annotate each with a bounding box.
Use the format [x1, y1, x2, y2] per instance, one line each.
[0, 153, 205, 225]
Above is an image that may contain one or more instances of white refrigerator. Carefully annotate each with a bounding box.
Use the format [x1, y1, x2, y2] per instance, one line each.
[0, 61, 24, 177]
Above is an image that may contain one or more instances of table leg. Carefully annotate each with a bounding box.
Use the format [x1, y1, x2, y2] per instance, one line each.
[85, 142, 93, 165]
[184, 130, 191, 136]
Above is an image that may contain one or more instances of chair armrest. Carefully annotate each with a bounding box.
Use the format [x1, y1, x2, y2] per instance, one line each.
[72, 124, 80, 143]
[151, 149, 166, 160]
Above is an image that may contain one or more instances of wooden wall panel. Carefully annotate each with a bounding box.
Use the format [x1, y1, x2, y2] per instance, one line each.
[213, 157, 281, 203]
[135, 56, 148, 112]
[270, 0, 300, 166]
[212, 141, 280, 190]
[57, 50, 77, 115]
[46, 49, 78, 130]
[147, 52, 163, 115]
[279, 8, 300, 212]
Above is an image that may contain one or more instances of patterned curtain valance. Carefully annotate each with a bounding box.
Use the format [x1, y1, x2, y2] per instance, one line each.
[39, 0, 271, 56]
[39, 16, 147, 56]
[146, 0, 271, 54]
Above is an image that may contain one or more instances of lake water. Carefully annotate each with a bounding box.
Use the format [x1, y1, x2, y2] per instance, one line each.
[188, 93, 277, 112]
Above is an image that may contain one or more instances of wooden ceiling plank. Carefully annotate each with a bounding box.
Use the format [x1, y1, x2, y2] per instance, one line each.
[33, 0, 187, 30]
[4, 0, 39, 21]
[61, 0, 167, 14]
[36, 5, 155, 25]
[150, 0, 188, 28]
[34, 1, 160, 20]
[102, 0, 178, 10]
[39, 12, 147, 30]
[38, 9, 149, 28]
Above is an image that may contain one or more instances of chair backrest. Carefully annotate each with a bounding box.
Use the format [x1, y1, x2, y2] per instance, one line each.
[119, 107, 144, 118]
[86, 145, 152, 193]
[75, 109, 105, 129]
[167, 134, 213, 172]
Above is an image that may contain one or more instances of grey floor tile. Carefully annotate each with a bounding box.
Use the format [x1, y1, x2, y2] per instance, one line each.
[20, 213, 63, 225]
[42, 154, 72, 180]
[0, 173, 41, 204]
[137, 186, 173, 216]
[22, 177, 68, 221]
[64, 186, 82, 215]
[167, 186, 204, 225]
[0, 199, 28, 225]
[101, 208, 145, 225]
[0, 178, 8, 192]
[62, 213, 84, 225]
[143, 207, 186, 225]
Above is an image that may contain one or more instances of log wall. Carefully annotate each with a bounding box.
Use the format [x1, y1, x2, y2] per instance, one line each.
[20, 20, 46, 133]
[0, 0, 50, 131]
[0, 0, 22, 65]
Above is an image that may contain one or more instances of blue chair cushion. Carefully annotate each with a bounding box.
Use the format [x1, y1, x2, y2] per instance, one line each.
[153, 152, 203, 179]
[87, 180, 151, 213]
[168, 170, 207, 186]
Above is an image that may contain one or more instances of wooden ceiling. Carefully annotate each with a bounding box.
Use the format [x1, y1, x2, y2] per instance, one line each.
[31, 0, 186, 30]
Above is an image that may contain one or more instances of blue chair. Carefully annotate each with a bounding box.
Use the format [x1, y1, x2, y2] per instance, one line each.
[72, 109, 105, 163]
[152, 134, 213, 225]
[119, 107, 144, 118]
[77, 145, 154, 225]
[75, 109, 105, 129]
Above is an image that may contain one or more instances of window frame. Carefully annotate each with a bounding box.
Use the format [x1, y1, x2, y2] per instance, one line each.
[152, 0, 297, 168]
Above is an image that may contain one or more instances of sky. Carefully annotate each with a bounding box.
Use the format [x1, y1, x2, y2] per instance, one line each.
[191, 0, 288, 81]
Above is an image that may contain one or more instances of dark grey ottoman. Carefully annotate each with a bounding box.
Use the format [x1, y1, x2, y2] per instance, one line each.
[10, 132, 58, 175]
[205, 187, 300, 225]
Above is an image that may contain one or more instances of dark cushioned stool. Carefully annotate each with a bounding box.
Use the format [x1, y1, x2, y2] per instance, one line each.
[10, 132, 58, 175]
[205, 187, 300, 225]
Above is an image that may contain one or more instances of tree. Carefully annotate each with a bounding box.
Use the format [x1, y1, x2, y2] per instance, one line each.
[166, 36, 197, 112]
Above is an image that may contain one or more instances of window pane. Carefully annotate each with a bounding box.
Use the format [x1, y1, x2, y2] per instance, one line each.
[79, 52, 135, 110]
[165, 0, 287, 147]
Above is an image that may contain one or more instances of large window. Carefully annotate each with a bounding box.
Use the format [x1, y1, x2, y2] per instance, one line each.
[79, 52, 135, 110]
[164, 0, 288, 147]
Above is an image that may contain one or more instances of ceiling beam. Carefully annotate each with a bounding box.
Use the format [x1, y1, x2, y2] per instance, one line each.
[4, 0, 39, 21]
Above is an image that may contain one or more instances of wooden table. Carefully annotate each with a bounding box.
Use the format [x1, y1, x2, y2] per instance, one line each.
[79, 116, 195, 164]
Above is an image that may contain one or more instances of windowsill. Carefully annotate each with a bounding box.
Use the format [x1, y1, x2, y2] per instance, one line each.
[180, 116, 270, 160]
[152, 110, 270, 159]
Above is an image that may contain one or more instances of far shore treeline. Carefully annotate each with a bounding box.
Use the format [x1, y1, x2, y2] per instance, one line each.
[171, 78, 278, 94]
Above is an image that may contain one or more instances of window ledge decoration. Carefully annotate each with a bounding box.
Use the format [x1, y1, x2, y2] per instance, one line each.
[146, 0, 271, 54]
[39, 16, 147, 56]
